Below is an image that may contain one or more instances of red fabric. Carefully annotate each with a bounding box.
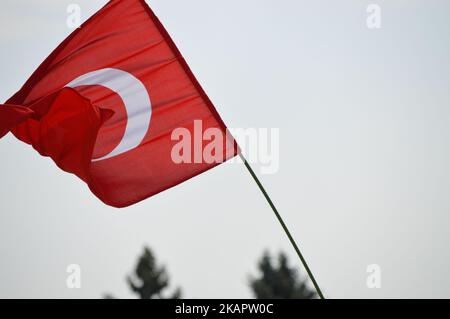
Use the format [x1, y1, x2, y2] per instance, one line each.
[2, 0, 238, 207]
[0, 104, 34, 138]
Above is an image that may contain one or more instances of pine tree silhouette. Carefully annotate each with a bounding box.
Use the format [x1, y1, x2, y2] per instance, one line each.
[127, 247, 181, 299]
[104, 246, 181, 299]
[250, 251, 316, 299]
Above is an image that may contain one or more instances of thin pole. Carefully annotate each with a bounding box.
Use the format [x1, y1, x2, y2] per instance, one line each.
[239, 153, 325, 299]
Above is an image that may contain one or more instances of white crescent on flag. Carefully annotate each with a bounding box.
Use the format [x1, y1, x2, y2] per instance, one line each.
[66, 68, 152, 161]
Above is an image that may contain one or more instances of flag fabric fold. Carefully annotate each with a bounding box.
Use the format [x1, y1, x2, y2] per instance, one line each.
[0, 104, 34, 138]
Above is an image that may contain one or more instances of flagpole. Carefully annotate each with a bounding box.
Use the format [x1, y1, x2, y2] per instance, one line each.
[239, 153, 325, 299]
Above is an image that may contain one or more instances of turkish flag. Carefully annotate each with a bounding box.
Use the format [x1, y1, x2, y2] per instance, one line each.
[0, 0, 238, 207]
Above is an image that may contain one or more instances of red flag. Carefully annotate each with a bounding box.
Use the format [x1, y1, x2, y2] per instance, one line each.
[1, 0, 238, 207]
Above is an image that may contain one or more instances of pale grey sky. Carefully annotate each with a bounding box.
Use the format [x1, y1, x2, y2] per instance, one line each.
[1, 0, 450, 298]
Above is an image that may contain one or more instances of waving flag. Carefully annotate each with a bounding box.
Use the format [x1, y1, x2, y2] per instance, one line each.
[0, 0, 238, 207]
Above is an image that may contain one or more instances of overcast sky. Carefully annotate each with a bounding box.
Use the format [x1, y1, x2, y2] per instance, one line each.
[1, 0, 450, 298]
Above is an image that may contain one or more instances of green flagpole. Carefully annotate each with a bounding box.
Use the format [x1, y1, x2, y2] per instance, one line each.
[239, 153, 325, 299]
